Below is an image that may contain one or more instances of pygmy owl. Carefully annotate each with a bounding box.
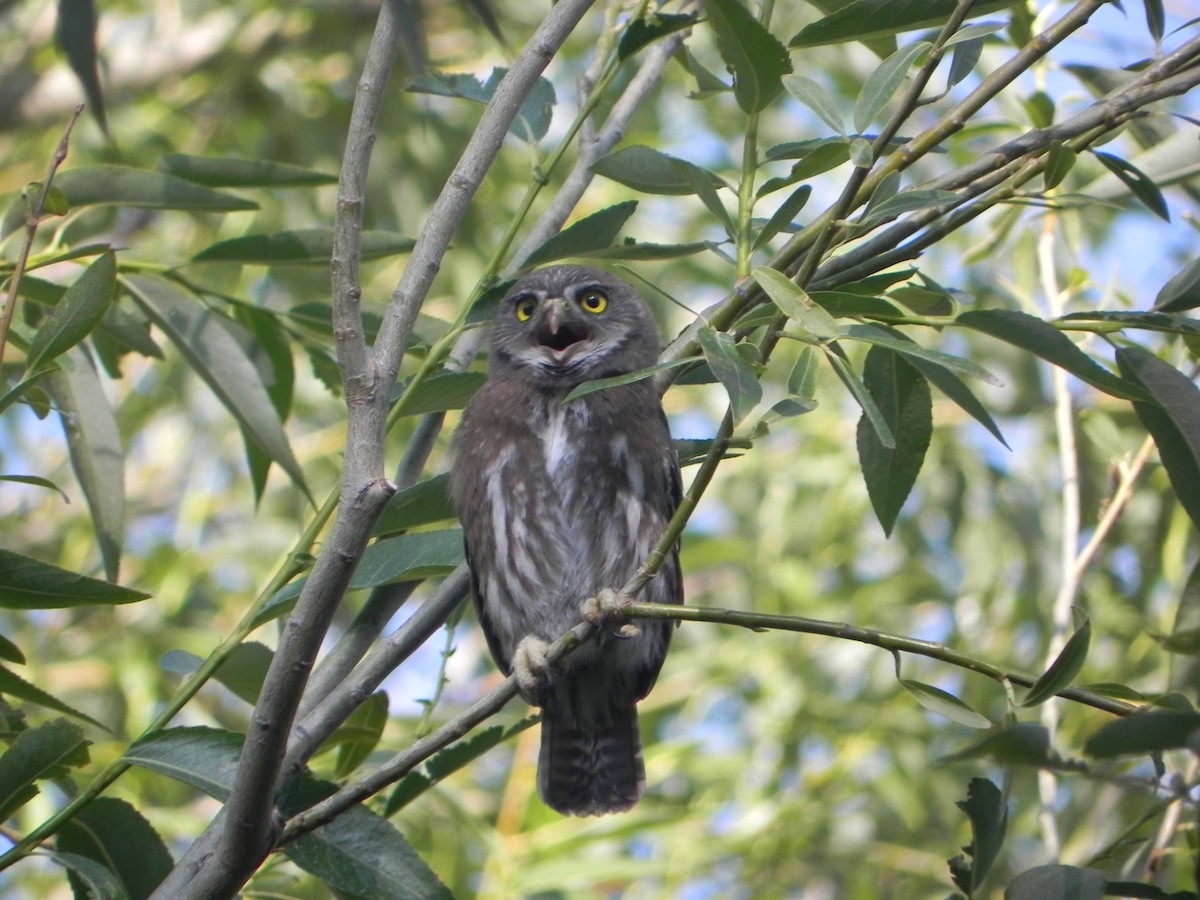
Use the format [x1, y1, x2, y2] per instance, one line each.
[450, 265, 682, 816]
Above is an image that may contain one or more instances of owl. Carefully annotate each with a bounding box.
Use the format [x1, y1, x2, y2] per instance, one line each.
[450, 265, 682, 816]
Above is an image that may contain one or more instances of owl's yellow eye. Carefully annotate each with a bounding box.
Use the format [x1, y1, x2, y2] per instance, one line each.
[514, 297, 537, 322]
[578, 289, 608, 314]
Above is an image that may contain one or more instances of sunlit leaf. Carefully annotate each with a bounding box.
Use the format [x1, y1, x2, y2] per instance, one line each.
[407, 68, 555, 142]
[1022, 616, 1092, 707]
[618, 12, 698, 60]
[564, 357, 699, 402]
[26, 249, 115, 373]
[753, 185, 812, 249]
[853, 41, 931, 133]
[901, 679, 993, 728]
[125, 726, 242, 799]
[698, 326, 761, 425]
[0, 548, 147, 609]
[157, 154, 337, 188]
[1151, 256, 1200, 312]
[521, 201, 637, 267]
[754, 267, 840, 339]
[791, 0, 1015, 47]
[590, 145, 727, 195]
[51, 166, 257, 212]
[782, 75, 846, 135]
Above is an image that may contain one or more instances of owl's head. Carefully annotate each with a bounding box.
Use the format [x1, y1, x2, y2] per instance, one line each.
[488, 265, 661, 388]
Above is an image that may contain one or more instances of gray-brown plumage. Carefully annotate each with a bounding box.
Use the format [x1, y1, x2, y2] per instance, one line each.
[450, 265, 682, 816]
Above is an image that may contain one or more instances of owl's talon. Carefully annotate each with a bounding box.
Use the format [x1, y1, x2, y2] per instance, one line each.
[581, 588, 625, 624]
[512, 636, 552, 706]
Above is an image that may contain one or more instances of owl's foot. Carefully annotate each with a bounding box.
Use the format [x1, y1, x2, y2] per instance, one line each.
[512, 635, 552, 707]
[581, 588, 640, 638]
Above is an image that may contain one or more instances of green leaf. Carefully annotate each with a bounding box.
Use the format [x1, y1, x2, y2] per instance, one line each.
[0, 664, 107, 729]
[192, 229, 414, 265]
[331, 691, 389, 780]
[407, 68, 555, 142]
[374, 475, 457, 536]
[0, 634, 23, 664]
[521, 201, 638, 267]
[567, 239, 713, 260]
[790, 0, 1015, 47]
[618, 12, 698, 60]
[52, 166, 257, 212]
[782, 75, 846, 135]
[946, 36, 984, 89]
[125, 275, 310, 501]
[753, 185, 812, 250]
[1115, 346, 1200, 532]
[948, 777, 1007, 896]
[1003, 865, 1106, 900]
[787, 345, 819, 400]
[1022, 616, 1092, 707]
[855, 189, 959, 228]
[0, 719, 90, 821]
[157, 154, 337, 188]
[1042, 142, 1077, 191]
[281, 777, 453, 899]
[957, 309, 1149, 402]
[0, 474, 68, 501]
[827, 351, 895, 449]
[0, 368, 55, 416]
[353, 529, 465, 588]
[854, 41, 931, 133]
[754, 267, 841, 339]
[1142, 0, 1165, 40]
[55, 0, 106, 131]
[58, 798, 174, 900]
[214, 642, 273, 706]
[903, 352, 1009, 448]
[705, 0, 792, 114]
[900, 679, 993, 728]
[386, 717, 538, 815]
[49, 852, 125, 900]
[1090, 150, 1170, 221]
[393, 371, 487, 416]
[0, 548, 148, 608]
[1152, 257, 1200, 312]
[841, 324, 1000, 384]
[124, 726, 243, 800]
[563, 357, 699, 403]
[590, 145, 727, 196]
[1058, 310, 1200, 338]
[1084, 709, 1200, 758]
[47, 348, 125, 580]
[942, 723, 1054, 766]
[698, 327, 762, 425]
[856, 347, 932, 535]
[26, 249, 116, 373]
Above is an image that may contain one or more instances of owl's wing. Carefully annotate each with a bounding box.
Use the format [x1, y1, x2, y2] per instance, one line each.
[462, 529, 515, 677]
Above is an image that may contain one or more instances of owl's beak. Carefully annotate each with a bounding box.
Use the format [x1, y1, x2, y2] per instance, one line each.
[537, 296, 590, 358]
[544, 296, 566, 335]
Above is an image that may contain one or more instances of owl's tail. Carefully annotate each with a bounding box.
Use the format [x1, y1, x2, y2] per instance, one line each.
[537, 678, 645, 816]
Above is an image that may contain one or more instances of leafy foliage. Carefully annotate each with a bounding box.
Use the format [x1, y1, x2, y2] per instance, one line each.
[0, 0, 1198, 896]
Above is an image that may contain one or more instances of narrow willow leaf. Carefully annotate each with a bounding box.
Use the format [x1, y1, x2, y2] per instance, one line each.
[946, 36, 984, 89]
[1022, 617, 1092, 706]
[332, 691, 389, 779]
[1042, 142, 1077, 191]
[854, 41, 931, 133]
[958, 309, 1149, 401]
[856, 347, 932, 534]
[124, 726, 243, 799]
[0, 665, 107, 729]
[392, 371, 487, 416]
[192, 229, 414, 265]
[521, 201, 638, 267]
[900, 679, 992, 728]
[1004, 865, 1106, 900]
[126, 275, 310, 499]
[1084, 710, 1200, 757]
[282, 777, 453, 899]
[407, 69, 555, 142]
[48, 348, 124, 579]
[827, 351, 895, 449]
[902, 353, 1009, 448]
[941, 723, 1053, 766]
[0, 719, 89, 821]
[49, 852, 124, 900]
[0, 634, 23, 664]
[1152, 256, 1200, 312]
[790, 0, 1015, 47]
[753, 267, 840, 339]
[841, 323, 1000, 384]
[212, 641, 273, 706]
[1169, 559, 1200, 695]
[943, 21, 1006, 46]
[374, 474, 457, 536]
[1142, 0, 1165, 42]
[787, 345, 819, 399]
[55, 0, 106, 131]
[52, 166, 257, 212]
[0, 368, 55, 416]
[590, 145, 726, 195]
[948, 777, 1007, 895]
[1058, 310, 1200, 337]
[157, 154, 337, 188]
[564, 357, 700, 402]
[26, 250, 116, 372]
[698, 326, 762, 425]
[0, 549, 147, 609]
[353, 529, 465, 588]
[782, 75, 846, 135]
[618, 12, 698, 60]
[855, 188, 959, 228]
[569, 239, 713, 260]
[705, 0, 791, 114]
[1115, 346, 1200, 532]
[0, 474, 68, 500]
[58, 798, 173, 900]
[1091, 150, 1170, 221]
[386, 717, 539, 815]
[753, 185, 813, 250]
